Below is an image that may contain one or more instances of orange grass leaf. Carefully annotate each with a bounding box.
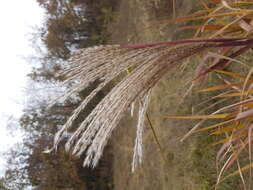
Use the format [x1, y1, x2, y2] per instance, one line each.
[164, 113, 230, 119]
[214, 130, 248, 145]
[197, 82, 243, 93]
[214, 69, 248, 79]
[218, 90, 253, 97]
[195, 119, 236, 132]
[235, 109, 253, 120]
[211, 124, 243, 135]
[219, 162, 253, 184]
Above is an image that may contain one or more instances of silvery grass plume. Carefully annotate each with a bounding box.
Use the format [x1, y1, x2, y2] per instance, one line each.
[52, 38, 253, 171]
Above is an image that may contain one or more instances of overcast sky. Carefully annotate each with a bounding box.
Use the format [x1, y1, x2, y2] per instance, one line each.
[0, 1, 44, 176]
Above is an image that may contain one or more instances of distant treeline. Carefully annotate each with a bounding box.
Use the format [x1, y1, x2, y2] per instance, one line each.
[0, 0, 118, 190]
[38, 0, 118, 59]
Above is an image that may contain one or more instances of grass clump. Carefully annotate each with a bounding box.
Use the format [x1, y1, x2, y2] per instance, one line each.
[48, 0, 253, 188]
[192, 132, 241, 190]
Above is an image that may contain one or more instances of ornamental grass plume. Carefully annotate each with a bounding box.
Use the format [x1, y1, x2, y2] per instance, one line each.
[53, 38, 253, 170]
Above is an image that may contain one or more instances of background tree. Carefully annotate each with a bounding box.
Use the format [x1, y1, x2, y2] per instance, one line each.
[2, 0, 118, 189]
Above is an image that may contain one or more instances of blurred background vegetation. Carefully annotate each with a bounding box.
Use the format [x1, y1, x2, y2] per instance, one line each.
[0, 0, 118, 189]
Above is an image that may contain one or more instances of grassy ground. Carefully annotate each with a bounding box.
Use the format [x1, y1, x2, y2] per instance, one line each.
[108, 0, 240, 189]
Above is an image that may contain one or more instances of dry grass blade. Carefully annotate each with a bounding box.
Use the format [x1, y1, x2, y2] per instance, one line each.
[164, 113, 230, 119]
[211, 124, 243, 135]
[218, 162, 253, 184]
[218, 90, 253, 97]
[194, 46, 253, 79]
[180, 24, 236, 31]
[218, 98, 253, 112]
[197, 82, 243, 92]
[235, 109, 253, 120]
[195, 119, 235, 132]
[214, 69, 248, 79]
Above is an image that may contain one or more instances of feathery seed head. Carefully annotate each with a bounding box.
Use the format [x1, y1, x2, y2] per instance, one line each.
[53, 42, 210, 170]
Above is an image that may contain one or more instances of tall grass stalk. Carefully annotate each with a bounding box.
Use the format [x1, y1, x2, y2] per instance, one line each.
[53, 38, 252, 170]
[53, 42, 211, 169]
